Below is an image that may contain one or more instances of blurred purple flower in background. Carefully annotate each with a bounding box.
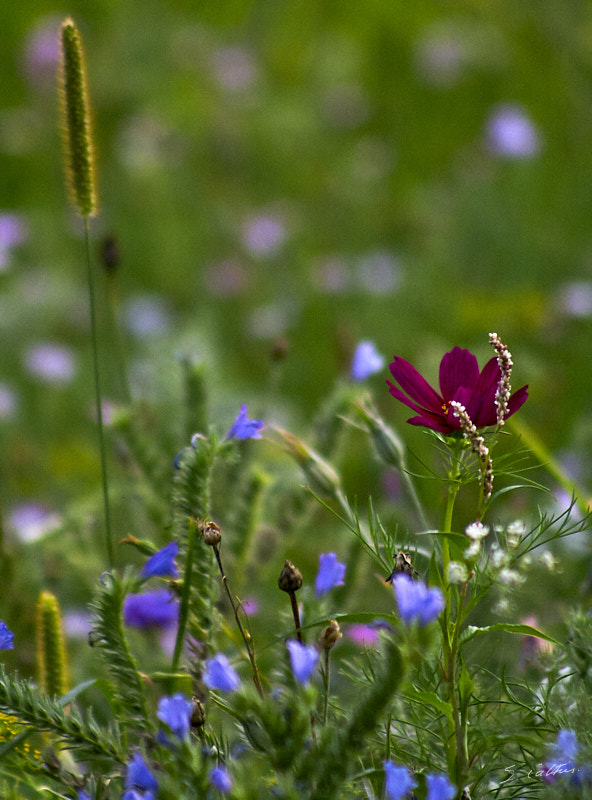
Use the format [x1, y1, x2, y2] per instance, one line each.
[559, 281, 592, 317]
[242, 213, 286, 257]
[157, 693, 192, 739]
[63, 610, 93, 640]
[315, 552, 346, 596]
[384, 761, 417, 799]
[351, 341, 385, 381]
[394, 574, 444, 627]
[286, 639, 319, 684]
[0, 213, 27, 271]
[209, 765, 233, 793]
[356, 250, 401, 294]
[346, 623, 380, 647]
[486, 104, 541, 158]
[8, 502, 60, 543]
[0, 622, 14, 650]
[124, 295, 172, 337]
[203, 654, 241, 692]
[0, 383, 18, 420]
[22, 17, 60, 85]
[140, 542, 179, 578]
[311, 255, 351, 295]
[414, 24, 467, 87]
[241, 597, 259, 616]
[226, 404, 264, 440]
[123, 590, 179, 629]
[211, 45, 257, 92]
[204, 258, 248, 297]
[24, 343, 76, 384]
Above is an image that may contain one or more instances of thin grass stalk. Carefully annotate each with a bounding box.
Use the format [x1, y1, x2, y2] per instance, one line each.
[85, 219, 113, 567]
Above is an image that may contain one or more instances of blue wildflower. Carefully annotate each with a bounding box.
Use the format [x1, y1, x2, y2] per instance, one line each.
[209, 765, 233, 793]
[140, 542, 179, 579]
[426, 773, 456, 800]
[315, 552, 346, 597]
[157, 693, 192, 740]
[383, 761, 417, 800]
[226, 404, 264, 440]
[0, 621, 14, 650]
[393, 574, 444, 627]
[123, 590, 179, 629]
[351, 340, 385, 381]
[126, 753, 158, 793]
[543, 729, 580, 784]
[122, 792, 156, 800]
[203, 654, 241, 693]
[286, 639, 319, 684]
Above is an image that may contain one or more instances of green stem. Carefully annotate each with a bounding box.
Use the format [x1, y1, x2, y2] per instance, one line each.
[322, 649, 330, 725]
[400, 465, 429, 531]
[439, 441, 467, 791]
[172, 517, 196, 672]
[449, 584, 470, 789]
[85, 218, 113, 567]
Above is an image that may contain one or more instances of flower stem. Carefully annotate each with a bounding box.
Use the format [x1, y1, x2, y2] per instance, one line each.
[322, 649, 330, 725]
[85, 217, 113, 567]
[289, 590, 303, 643]
[212, 543, 264, 699]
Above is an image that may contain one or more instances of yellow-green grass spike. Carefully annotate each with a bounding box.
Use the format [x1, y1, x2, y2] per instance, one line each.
[36, 591, 69, 699]
[58, 18, 98, 217]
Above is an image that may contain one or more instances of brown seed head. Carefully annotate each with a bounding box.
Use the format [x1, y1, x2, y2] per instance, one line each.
[278, 560, 303, 593]
[319, 619, 342, 651]
[201, 520, 222, 546]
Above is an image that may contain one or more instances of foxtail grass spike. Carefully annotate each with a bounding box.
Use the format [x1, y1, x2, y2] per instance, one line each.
[35, 591, 69, 699]
[58, 18, 98, 217]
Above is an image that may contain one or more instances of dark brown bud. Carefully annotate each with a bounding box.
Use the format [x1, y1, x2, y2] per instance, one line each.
[191, 696, 206, 728]
[100, 235, 120, 273]
[270, 336, 289, 362]
[278, 560, 303, 593]
[201, 521, 221, 546]
[386, 551, 417, 583]
[319, 619, 342, 651]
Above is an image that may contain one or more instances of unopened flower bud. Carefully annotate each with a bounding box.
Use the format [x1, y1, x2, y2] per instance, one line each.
[386, 551, 417, 583]
[201, 521, 222, 546]
[355, 398, 404, 470]
[319, 619, 342, 651]
[191, 697, 206, 728]
[273, 427, 341, 499]
[100, 235, 120, 273]
[278, 560, 303, 593]
[271, 336, 289, 362]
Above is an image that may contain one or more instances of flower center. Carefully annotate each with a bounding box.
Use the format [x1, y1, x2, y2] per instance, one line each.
[441, 401, 451, 415]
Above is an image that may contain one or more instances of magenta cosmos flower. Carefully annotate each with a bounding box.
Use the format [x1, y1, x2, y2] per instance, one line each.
[387, 346, 528, 434]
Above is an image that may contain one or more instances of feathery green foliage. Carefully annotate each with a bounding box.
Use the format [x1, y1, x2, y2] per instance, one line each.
[88, 569, 152, 735]
[172, 434, 219, 684]
[0, 665, 125, 763]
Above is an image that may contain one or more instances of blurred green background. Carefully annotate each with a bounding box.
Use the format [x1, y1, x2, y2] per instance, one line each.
[2, 1, 592, 671]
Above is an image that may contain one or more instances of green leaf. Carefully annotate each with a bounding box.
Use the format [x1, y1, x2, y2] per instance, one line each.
[460, 623, 561, 646]
[458, 660, 474, 717]
[403, 685, 454, 724]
